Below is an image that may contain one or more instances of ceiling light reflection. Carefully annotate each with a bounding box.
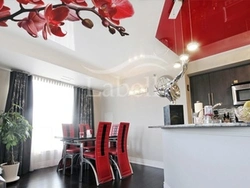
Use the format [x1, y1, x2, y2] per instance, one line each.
[173, 61, 181, 68]
[187, 41, 199, 52]
[179, 54, 189, 61]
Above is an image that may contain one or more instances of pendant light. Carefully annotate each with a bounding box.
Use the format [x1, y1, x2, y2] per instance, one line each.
[187, 0, 199, 52]
[179, 11, 189, 62]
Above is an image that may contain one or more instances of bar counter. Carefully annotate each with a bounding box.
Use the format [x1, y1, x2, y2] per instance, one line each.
[150, 123, 250, 188]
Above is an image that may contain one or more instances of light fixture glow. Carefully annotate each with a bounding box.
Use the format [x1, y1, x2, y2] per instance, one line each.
[187, 41, 199, 52]
[173, 61, 181, 69]
[179, 54, 189, 61]
[128, 86, 148, 96]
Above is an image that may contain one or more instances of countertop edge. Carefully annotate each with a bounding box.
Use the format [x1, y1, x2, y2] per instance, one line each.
[148, 123, 250, 129]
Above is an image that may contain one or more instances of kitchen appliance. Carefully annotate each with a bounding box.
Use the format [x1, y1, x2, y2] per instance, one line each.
[231, 81, 250, 105]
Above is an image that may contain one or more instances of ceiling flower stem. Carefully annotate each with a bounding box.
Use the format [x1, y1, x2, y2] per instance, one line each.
[0, 0, 134, 39]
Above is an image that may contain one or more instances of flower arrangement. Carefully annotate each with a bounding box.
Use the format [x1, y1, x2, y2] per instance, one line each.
[235, 101, 250, 122]
[0, 0, 134, 40]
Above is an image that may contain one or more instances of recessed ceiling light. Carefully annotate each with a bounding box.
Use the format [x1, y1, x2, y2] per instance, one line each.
[187, 42, 199, 52]
[173, 61, 181, 68]
[179, 54, 189, 61]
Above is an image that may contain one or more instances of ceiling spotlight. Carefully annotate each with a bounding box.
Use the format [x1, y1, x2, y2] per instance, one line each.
[179, 54, 189, 61]
[187, 42, 199, 52]
[173, 61, 181, 69]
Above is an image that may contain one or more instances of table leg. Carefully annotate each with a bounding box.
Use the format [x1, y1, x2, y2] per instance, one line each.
[79, 142, 83, 182]
[62, 141, 67, 174]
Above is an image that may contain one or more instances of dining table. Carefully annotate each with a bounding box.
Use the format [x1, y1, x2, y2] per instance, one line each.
[56, 135, 117, 181]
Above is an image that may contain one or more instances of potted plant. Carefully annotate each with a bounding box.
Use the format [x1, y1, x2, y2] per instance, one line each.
[0, 104, 32, 183]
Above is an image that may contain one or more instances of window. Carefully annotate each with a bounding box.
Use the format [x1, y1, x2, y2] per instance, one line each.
[30, 76, 74, 170]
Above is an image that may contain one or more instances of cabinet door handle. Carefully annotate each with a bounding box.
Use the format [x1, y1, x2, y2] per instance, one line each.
[208, 93, 211, 105]
[211, 93, 214, 105]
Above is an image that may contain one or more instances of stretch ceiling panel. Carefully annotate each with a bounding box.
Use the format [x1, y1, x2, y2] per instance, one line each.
[156, 0, 250, 60]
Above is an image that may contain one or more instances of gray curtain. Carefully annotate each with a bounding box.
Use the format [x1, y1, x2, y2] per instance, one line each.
[73, 87, 94, 135]
[0, 71, 33, 175]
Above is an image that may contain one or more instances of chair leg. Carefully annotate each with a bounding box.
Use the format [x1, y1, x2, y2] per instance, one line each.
[56, 158, 63, 172]
[110, 156, 122, 179]
[63, 155, 74, 175]
[110, 162, 115, 180]
[70, 156, 73, 174]
[129, 163, 133, 174]
[82, 158, 100, 186]
[63, 156, 66, 175]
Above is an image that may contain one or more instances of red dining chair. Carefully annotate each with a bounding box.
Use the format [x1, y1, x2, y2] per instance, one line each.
[109, 123, 119, 148]
[78, 124, 95, 150]
[78, 123, 91, 135]
[82, 122, 114, 186]
[61, 123, 80, 175]
[109, 123, 119, 137]
[109, 122, 133, 179]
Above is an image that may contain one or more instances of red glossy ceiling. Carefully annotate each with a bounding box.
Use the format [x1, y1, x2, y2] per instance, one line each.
[156, 0, 250, 60]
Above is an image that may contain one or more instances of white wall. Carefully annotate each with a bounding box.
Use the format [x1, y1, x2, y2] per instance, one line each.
[100, 63, 189, 168]
[0, 68, 9, 113]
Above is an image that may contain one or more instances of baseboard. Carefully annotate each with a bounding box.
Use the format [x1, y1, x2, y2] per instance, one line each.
[129, 157, 163, 169]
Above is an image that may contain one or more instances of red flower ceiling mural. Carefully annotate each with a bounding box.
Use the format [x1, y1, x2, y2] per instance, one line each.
[0, 0, 134, 40]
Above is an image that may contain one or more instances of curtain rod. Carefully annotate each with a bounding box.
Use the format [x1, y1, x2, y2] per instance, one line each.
[33, 74, 103, 92]
[11, 69, 30, 75]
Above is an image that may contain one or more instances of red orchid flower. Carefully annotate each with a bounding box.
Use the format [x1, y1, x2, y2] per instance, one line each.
[0, 0, 11, 27]
[92, 0, 134, 24]
[42, 4, 69, 40]
[61, 0, 87, 6]
[18, 11, 46, 37]
[17, 0, 44, 5]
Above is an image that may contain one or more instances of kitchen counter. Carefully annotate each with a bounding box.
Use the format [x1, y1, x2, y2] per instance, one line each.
[159, 122, 250, 188]
[148, 122, 250, 129]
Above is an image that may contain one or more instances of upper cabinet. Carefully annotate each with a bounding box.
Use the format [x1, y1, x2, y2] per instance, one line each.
[189, 63, 250, 110]
[190, 73, 210, 107]
[232, 64, 250, 83]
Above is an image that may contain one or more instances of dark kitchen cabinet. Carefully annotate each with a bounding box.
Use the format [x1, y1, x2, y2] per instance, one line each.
[232, 64, 250, 83]
[190, 69, 233, 110]
[190, 63, 250, 111]
[190, 73, 210, 107]
[209, 68, 234, 107]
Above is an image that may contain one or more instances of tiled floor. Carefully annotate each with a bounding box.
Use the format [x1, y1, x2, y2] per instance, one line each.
[7, 163, 164, 188]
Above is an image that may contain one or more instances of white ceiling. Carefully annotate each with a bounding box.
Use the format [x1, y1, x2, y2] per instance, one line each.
[0, 0, 179, 90]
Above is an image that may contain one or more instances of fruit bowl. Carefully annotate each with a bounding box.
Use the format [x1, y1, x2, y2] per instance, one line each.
[234, 106, 250, 122]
